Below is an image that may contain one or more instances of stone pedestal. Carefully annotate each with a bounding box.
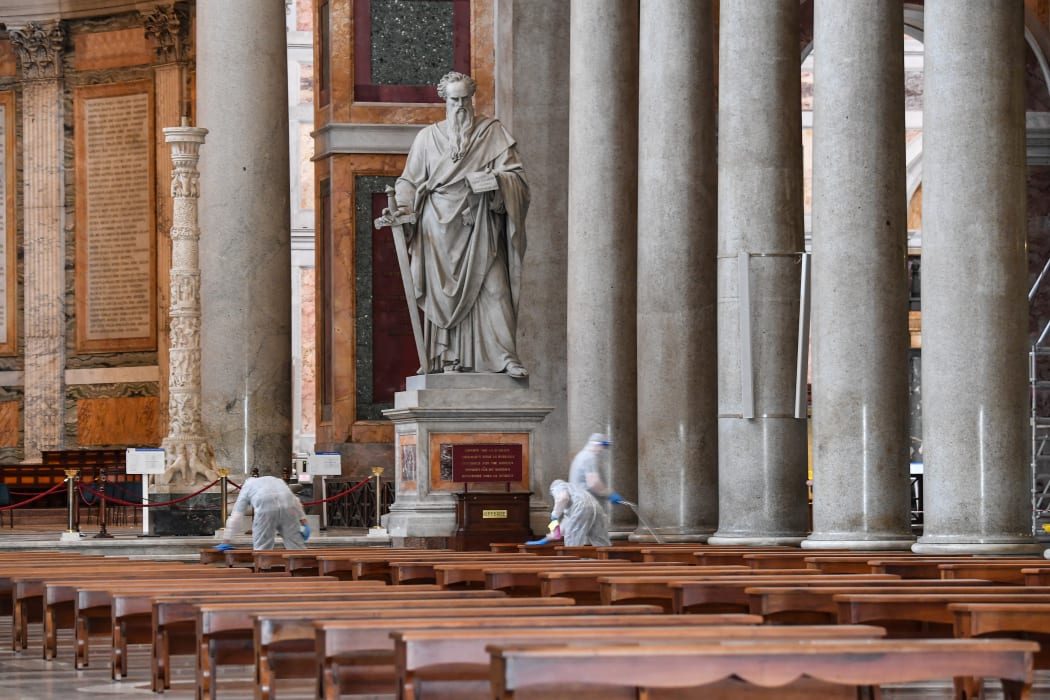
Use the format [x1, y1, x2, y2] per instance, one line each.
[382, 374, 553, 546]
[151, 491, 222, 536]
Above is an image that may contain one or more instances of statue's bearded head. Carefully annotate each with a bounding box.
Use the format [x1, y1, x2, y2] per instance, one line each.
[438, 71, 477, 162]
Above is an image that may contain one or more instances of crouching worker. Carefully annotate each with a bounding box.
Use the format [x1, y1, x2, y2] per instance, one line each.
[216, 475, 310, 551]
[548, 478, 611, 546]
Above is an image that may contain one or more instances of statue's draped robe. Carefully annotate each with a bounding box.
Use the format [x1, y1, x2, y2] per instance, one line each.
[395, 117, 529, 373]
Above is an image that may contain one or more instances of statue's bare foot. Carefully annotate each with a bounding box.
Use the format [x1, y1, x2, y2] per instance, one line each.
[506, 361, 529, 378]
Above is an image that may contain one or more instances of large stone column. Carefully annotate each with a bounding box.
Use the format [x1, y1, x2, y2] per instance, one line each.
[11, 22, 66, 462]
[567, 0, 639, 530]
[916, 0, 1037, 554]
[196, 0, 292, 477]
[709, 1, 809, 545]
[636, 0, 717, 541]
[803, 0, 914, 550]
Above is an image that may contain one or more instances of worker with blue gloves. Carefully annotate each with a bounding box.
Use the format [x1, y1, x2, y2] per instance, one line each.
[527, 433, 622, 547]
[215, 475, 310, 551]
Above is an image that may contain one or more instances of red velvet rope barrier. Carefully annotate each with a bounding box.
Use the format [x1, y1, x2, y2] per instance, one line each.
[301, 476, 372, 505]
[78, 479, 220, 508]
[0, 481, 67, 510]
[227, 478, 242, 490]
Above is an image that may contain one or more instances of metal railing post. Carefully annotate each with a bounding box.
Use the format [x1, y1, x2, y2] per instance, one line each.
[371, 466, 384, 530]
[217, 467, 229, 525]
[63, 469, 79, 539]
[94, 466, 112, 539]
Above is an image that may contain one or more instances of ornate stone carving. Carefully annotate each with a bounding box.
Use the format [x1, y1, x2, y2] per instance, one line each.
[142, 4, 191, 64]
[10, 22, 64, 81]
[160, 121, 215, 488]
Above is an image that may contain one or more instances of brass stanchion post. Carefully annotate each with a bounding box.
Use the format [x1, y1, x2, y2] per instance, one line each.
[369, 466, 386, 536]
[61, 469, 80, 541]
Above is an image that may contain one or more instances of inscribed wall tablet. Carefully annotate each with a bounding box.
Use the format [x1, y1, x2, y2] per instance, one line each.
[74, 81, 156, 352]
[0, 93, 15, 354]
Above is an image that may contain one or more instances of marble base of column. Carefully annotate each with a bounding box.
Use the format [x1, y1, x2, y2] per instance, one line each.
[801, 535, 916, 551]
[628, 529, 710, 544]
[913, 538, 1045, 556]
[707, 534, 806, 547]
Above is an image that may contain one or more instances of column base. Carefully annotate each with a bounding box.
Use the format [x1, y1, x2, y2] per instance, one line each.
[913, 538, 1046, 556]
[60, 530, 82, 542]
[802, 534, 915, 550]
[628, 526, 713, 544]
[707, 534, 806, 547]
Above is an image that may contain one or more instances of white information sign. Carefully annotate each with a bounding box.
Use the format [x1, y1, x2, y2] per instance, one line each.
[307, 452, 342, 476]
[126, 447, 166, 475]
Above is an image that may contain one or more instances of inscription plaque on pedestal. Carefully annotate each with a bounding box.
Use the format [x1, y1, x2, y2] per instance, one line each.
[451, 443, 523, 482]
[74, 81, 156, 352]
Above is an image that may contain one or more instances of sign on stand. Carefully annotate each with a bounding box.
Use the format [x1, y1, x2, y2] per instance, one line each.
[126, 447, 165, 534]
[306, 452, 342, 475]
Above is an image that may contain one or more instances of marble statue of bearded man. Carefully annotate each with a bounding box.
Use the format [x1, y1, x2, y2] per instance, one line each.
[393, 71, 530, 377]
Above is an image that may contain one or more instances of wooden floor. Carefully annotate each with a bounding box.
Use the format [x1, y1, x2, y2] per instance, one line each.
[1, 616, 1049, 699]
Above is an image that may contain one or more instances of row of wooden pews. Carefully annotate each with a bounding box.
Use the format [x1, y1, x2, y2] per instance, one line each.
[0, 544, 1048, 698]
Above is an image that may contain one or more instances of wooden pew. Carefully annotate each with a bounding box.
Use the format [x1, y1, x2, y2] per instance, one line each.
[868, 558, 1042, 579]
[7, 562, 210, 651]
[434, 560, 689, 592]
[669, 575, 901, 614]
[487, 638, 1038, 700]
[938, 561, 1050, 584]
[601, 573, 923, 611]
[251, 546, 404, 574]
[394, 623, 885, 700]
[47, 573, 285, 665]
[804, 555, 965, 575]
[195, 600, 624, 700]
[835, 592, 1050, 637]
[149, 586, 468, 691]
[388, 555, 580, 586]
[538, 568, 810, 605]
[315, 551, 549, 582]
[951, 602, 1050, 699]
[82, 578, 370, 677]
[741, 551, 914, 570]
[257, 606, 696, 699]
[35, 568, 275, 661]
[312, 607, 668, 700]
[593, 544, 719, 562]
[747, 583, 1029, 624]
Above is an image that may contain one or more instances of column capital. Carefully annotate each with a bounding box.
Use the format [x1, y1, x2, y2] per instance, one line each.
[142, 3, 191, 64]
[9, 21, 64, 81]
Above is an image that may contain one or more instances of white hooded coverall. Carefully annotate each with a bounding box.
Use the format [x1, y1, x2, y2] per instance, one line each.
[224, 476, 308, 550]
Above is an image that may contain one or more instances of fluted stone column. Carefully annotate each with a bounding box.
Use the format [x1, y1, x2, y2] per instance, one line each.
[802, 0, 914, 550]
[709, 1, 809, 545]
[144, 2, 192, 448]
[11, 22, 65, 462]
[196, 0, 292, 476]
[567, 0, 639, 530]
[636, 0, 717, 541]
[916, 0, 1037, 554]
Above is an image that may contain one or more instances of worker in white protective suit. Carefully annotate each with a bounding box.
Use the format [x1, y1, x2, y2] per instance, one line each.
[543, 434, 623, 547]
[217, 476, 310, 551]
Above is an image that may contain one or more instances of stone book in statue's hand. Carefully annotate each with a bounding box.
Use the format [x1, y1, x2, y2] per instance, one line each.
[466, 170, 498, 193]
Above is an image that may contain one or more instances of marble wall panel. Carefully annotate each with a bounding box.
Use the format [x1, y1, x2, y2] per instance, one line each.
[76, 396, 159, 447]
[301, 268, 317, 436]
[73, 28, 152, 71]
[0, 400, 17, 447]
[0, 41, 14, 77]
